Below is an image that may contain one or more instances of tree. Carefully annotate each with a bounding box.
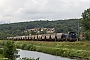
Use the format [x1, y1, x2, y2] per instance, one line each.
[31, 30, 37, 35]
[3, 40, 17, 60]
[82, 8, 90, 30]
[81, 8, 90, 40]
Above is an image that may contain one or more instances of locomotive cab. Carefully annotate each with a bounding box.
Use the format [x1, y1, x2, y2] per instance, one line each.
[68, 32, 77, 41]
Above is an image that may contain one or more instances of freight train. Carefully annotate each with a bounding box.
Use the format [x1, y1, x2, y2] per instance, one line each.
[7, 32, 77, 42]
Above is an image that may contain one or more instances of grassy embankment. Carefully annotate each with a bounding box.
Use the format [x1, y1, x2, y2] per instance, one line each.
[0, 40, 90, 60]
[15, 41, 90, 60]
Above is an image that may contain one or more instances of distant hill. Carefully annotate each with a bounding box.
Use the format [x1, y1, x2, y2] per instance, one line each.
[0, 19, 79, 40]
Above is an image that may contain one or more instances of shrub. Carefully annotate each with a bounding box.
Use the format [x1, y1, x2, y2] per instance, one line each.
[83, 30, 90, 40]
[21, 43, 36, 51]
[3, 40, 17, 60]
[0, 48, 3, 54]
[16, 44, 22, 49]
[21, 44, 27, 50]
[30, 45, 36, 51]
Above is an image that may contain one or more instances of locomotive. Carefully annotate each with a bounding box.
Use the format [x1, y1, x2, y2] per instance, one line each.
[7, 32, 77, 42]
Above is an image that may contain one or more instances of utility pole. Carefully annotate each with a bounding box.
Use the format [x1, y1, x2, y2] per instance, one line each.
[25, 27, 26, 40]
[78, 20, 80, 41]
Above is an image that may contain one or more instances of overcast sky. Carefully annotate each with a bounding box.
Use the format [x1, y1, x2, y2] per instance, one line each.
[0, 0, 90, 24]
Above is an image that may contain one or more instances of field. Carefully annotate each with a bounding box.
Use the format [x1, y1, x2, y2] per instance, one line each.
[14, 41, 90, 59]
[0, 40, 90, 59]
[15, 41, 90, 51]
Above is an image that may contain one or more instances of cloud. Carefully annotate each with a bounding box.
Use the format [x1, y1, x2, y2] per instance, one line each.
[0, 0, 90, 23]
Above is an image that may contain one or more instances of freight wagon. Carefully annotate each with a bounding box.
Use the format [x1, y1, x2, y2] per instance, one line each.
[7, 32, 77, 42]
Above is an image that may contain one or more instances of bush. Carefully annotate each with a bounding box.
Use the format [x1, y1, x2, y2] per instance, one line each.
[83, 30, 90, 40]
[0, 48, 3, 54]
[21, 43, 36, 51]
[0, 42, 5, 47]
[21, 44, 27, 50]
[16, 44, 22, 49]
[3, 40, 16, 60]
[30, 45, 36, 51]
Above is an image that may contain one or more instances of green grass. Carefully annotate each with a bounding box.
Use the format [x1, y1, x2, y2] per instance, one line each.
[14, 41, 90, 59]
[15, 41, 90, 51]
[0, 54, 5, 60]
[0, 40, 90, 59]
